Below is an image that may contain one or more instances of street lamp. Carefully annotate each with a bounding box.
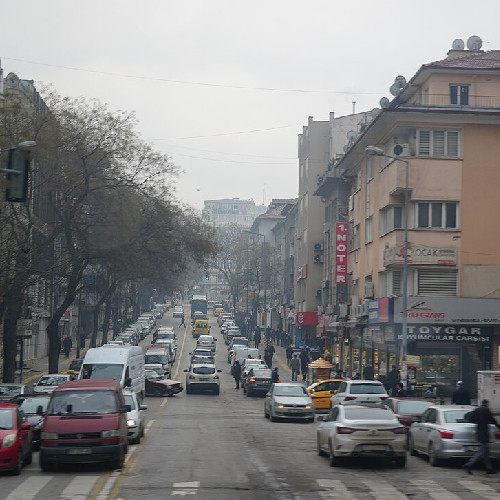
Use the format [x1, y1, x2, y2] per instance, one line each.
[365, 145, 410, 382]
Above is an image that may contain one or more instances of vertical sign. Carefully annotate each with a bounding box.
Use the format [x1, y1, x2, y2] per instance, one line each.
[335, 222, 348, 284]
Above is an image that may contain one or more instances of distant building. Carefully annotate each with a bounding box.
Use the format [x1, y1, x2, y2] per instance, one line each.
[202, 198, 266, 227]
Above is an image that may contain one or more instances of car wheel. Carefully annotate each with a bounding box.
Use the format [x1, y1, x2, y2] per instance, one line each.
[186, 386, 192, 395]
[24, 447, 33, 465]
[317, 437, 326, 457]
[264, 408, 269, 419]
[428, 443, 441, 467]
[39, 453, 52, 472]
[11, 451, 22, 475]
[153, 387, 163, 397]
[329, 442, 342, 467]
[409, 435, 418, 456]
[111, 444, 125, 470]
[395, 455, 406, 467]
[270, 411, 278, 422]
[214, 388, 220, 395]
[140, 424, 145, 438]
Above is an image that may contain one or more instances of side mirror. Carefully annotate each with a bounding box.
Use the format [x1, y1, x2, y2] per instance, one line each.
[139, 405, 148, 411]
[188, 352, 192, 355]
[121, 404, 132, 413]
[217, 369, 222, 373]
[214, 338, 217, 341]
[124, 377, 132, 388]
[316, 415, 325, 422]
[21, 422, 31, 431]
[183, 369, 188, 372]
[36, 405, 44, 415]
[310, 389, 315, 393]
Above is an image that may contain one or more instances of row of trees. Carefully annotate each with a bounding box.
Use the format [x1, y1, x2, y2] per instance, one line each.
[0, 83, 217, 380]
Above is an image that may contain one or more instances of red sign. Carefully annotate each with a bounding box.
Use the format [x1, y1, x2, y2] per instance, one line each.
[296, 264, 308, 281]
[296, 312, 318, 326]
[335, 222, 348, 284]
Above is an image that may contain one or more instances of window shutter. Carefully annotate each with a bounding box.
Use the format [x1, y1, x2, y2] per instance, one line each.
[418, 131, 431, 156]
[433, 131, 445, 156]
[446, 131, 459, 157]
[417, 269, 457, 296]
[392, 270, 401, 295]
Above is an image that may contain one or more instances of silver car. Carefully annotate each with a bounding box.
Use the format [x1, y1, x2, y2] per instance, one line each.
[123, 389, 147, 444]
[409, 405, 500, 466]
[264, 383, 315, 422]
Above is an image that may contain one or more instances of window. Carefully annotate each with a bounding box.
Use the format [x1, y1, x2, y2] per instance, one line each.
[379, 270, 401, 297]
[417, 269, 457, 296]
[450, 85, 469, 105]
[379, 206, 402, 235]
[353, 225, 360, 250]
[366, 157, 373, 182]
[365, 217, 373, 244]
[355, 171, 362, 191]
[416, 202, 458, 229]
[417, 130, 460, 157]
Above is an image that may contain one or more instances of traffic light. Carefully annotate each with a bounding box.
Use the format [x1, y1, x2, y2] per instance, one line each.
[5, 149, 30, 202]
[205, 271, 210, 281]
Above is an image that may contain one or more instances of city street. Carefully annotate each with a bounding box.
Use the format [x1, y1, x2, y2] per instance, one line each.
[2, 310, 500, 499]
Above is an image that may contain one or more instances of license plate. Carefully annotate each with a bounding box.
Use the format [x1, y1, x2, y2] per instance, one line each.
[199, 378, 209, 381]
[289, 408, 304, 412]
[463, 445, 479, 452]
[363, 445, 386, 451]
[68, 448, 92, 455]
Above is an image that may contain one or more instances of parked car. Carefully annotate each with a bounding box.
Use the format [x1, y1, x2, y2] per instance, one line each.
[307, 379, 344, 411]
[316, 404, 407, 467]
[33, 374, 72, 394]
[264, 383, 315, 422]
[241, 358, 267, 386]
[144, 370, 183, 397]
[382, 398, 434, 430]
[123, 389, 147, 444]
[0, 403, 33, 475]
[243, 368, 273, 396]
[0, 384, 28, 402]
[184, 364, 222, 395]
[409, 404, 500, 466]
[330, 380, 388, 406]
[10, 393, 51, 450]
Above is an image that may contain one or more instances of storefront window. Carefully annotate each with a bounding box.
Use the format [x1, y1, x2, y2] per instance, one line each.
[418, 354, 459, 387]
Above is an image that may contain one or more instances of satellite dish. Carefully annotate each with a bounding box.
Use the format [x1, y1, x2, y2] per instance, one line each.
[467, 35, 482, 51]
[347, 130, 357, 140]
[371, 107, 381, 116]
[452, 39, 465, 50]
[394, 75, 407, 88]
[380, 97, 390, 108]
[389, 84, 401, 96]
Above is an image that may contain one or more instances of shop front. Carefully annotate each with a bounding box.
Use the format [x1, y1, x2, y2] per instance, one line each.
[295, 311, 318, 347]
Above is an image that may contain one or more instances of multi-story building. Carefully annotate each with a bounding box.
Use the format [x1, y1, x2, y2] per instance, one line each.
[202, 198, 266, 227]
[318, 36, 500, 393]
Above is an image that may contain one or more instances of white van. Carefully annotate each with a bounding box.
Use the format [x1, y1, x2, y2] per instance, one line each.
[79, 345, 145, 400]
[231, 347, 259, 372]
[144, 347, 171, 377]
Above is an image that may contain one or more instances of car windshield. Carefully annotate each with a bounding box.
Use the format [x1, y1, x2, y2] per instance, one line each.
[145, 371, 161, 380]
[37, 376, 68, 387]
[274, 386, 307, 397]
[80, 364, 124, 381]
[193, 350, 212, 356]
[145, 354, 167, 364]
[199, 336, 213, 341]
[47, 390, 118, 415]
[0, 409, 13, 429]
[124, 394, 136, 410]
[252, 370, 272, 378]
[349, 383, 386, 394]
[344, 408, 394, 420]
[443, 409, 471, 423]
[157, 332, 174, 339]
[397, 401, 433, 414]
[0, 385, 22, 395]
[69, 359, 83, 371]
[17, 396, 50, 413]
[193, 366, 216, 375]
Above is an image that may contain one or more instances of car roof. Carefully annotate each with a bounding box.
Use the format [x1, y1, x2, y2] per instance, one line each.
[53, 379, 121, 392]
[0, 403, 18, 409]
[429, 405, 475, 411]
[190, 364, 216, 368]
[346, 379, 383, 384]
[275, 382, 305, 387]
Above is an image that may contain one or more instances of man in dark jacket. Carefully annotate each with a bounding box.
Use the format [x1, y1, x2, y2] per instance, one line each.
[271, 367, 279, 383]
[452, 381, 471, 405]
[286, 345, 294, 366]
[463, 400, 500, 474]
[233, 360, 242, 389]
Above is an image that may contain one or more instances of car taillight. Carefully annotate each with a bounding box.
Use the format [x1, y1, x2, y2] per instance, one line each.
[380, 396, 388, 400]
[439, 430, 454, 439]
[249, 378, 256, 383]
[214, 375, 219, 379]
[495, 432, 500, 440]
[389, 427, 407, 434]
[337, 426, 356, 434]
[344, 396, 357, 401]
[196, 341, 200, 344]
[188, 375, 195, 379]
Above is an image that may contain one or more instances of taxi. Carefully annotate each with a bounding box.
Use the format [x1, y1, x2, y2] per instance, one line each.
[192, 319, 211, 338]
[214, 307, 224, 317]
[307, 378, 343, 411]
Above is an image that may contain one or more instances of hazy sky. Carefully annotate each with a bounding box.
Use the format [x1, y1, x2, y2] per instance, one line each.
[1, 1, 498, 210]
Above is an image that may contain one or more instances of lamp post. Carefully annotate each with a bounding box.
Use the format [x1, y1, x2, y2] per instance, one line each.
[365, 146, 409, 382]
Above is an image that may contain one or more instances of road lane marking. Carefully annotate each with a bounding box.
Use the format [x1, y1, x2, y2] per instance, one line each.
[59, 475, 101, 500]
[161, 325, 187, 407]
[362, 479, 407, 500]
[173, 482, 200, 488]
[458, 480, 498, 499]
[410, 480, 459, 500]
[5, 475, 52, 500]
[96, 471, 121, 500]
[316, 479, 356, 499]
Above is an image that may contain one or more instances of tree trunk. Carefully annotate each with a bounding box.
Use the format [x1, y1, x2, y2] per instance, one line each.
[91, 304, 100, 348]
[101, 296, 112, 345]
[2, 301, 22, 383]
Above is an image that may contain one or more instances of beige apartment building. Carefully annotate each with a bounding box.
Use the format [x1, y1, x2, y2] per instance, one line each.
[317, 37, 500, 394]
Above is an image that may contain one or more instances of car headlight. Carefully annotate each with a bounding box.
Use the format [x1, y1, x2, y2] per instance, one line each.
[305, 405, 312, 409]
[277, 405, 284, 408]
[2, 434, 17, 448]
[101, 429, 120, 438]
[41, 431, 58, 440]
[127, 419, 137, 427]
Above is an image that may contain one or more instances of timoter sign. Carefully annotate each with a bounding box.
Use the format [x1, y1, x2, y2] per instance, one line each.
[335, 222, 348, 284]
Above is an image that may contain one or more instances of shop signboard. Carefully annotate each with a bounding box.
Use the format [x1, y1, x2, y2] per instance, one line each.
[369, 298, 394, 324]
[406, 355, 421, 368]
[334, 222, 348, 284]
[383, 246, 457, 266]
[395, 325, 493, 343]
[296, 312, 318, 326]
[394, 297, 500, 325]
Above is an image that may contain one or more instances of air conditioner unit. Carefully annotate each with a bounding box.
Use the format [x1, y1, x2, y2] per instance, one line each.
[314, 242, 324, 252]
[365, 281, 374, 298]
[361, 300, 370, 316]
[313, 254, 324, 264]
[352, 305, 362, 317]
[315, 289, 322, 298]
[393, 143, 410, 156]
[323, 280, 330, 290]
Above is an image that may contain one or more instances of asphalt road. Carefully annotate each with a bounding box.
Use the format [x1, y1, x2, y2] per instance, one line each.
[2, 310, 500, 499]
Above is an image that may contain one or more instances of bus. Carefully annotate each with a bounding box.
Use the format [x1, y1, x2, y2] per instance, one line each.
[190, 294, 208, 318]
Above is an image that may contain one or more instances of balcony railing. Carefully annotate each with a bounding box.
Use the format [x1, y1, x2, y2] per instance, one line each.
[406, 94, 500, 109]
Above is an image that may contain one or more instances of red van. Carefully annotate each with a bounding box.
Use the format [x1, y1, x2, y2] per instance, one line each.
[39, 379, 129, 471]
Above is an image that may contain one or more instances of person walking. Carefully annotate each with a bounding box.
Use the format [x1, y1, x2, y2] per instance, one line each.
[463, 400, 500, 474]
[271, 367, 279, 383]
[290, 354, 301, 381]
[62, 335, 72, 358]
[299, 348, 309, 382]
[395, 382, 407, 397]
[254, 328, 261, 349]
[233, 360, 242, 389]
[265, 344, 275, 369]
[452, 381, 471, 405]
[363, 364, 374, 380]
[387, 365, 399, 396]
[179, 313, 185, 329]
[286, 345, 293, 367]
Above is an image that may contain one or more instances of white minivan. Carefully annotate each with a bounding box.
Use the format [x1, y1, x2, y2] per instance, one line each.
[79, 345, 145, 400]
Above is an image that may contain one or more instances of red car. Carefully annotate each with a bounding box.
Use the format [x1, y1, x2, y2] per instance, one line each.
[145, 370, 183, 397]
[382, 397, 434, 428]
[0, 403, 33, 475]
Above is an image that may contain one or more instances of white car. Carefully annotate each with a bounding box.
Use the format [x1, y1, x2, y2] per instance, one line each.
[33, 374, 72, 393]
[264, 383, 315, 422]
[123, 389, 147, 444]
[317, 404, 407, 467]
[330, 380, 388, 406]
[196, 334, 217, 351]
[173, 306, 184, 318]
[184, 364, 222, 395]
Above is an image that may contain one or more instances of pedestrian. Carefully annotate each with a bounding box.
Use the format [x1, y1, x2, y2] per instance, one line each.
[299, 348, 309, 381]
[290, 354, 301, 381]
[352, 372, 361, 380]
[324, 350, 333, 363]
[62, 335, 72, 358]
[463, 400, 500, 475]
[265, 343, 275, 368]
[452, 381, 471, 405]
[387, 365, 399, 396]
[363, 364, 374, 380]
[254, 328, 261, 349]
[179, 313, 185, 329]
[336, 368, 343, 379]
[271, 367, 279, 383]
[395, 382, 407, 397]
[286, 345, 293, 366]
[233, 360, 242, 389]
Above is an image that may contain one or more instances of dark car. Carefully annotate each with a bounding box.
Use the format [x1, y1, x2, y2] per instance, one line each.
[243, 368, 273, 396]
[382, 397, 434, 431]
[10, 393, 51, 450]
[145, 370, 183, 397]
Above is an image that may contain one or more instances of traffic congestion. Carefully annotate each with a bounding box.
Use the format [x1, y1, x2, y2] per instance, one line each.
[0, 299, 499, 499]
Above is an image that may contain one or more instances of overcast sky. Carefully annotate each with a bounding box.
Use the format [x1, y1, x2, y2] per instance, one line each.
[1, 1, 498, 210]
